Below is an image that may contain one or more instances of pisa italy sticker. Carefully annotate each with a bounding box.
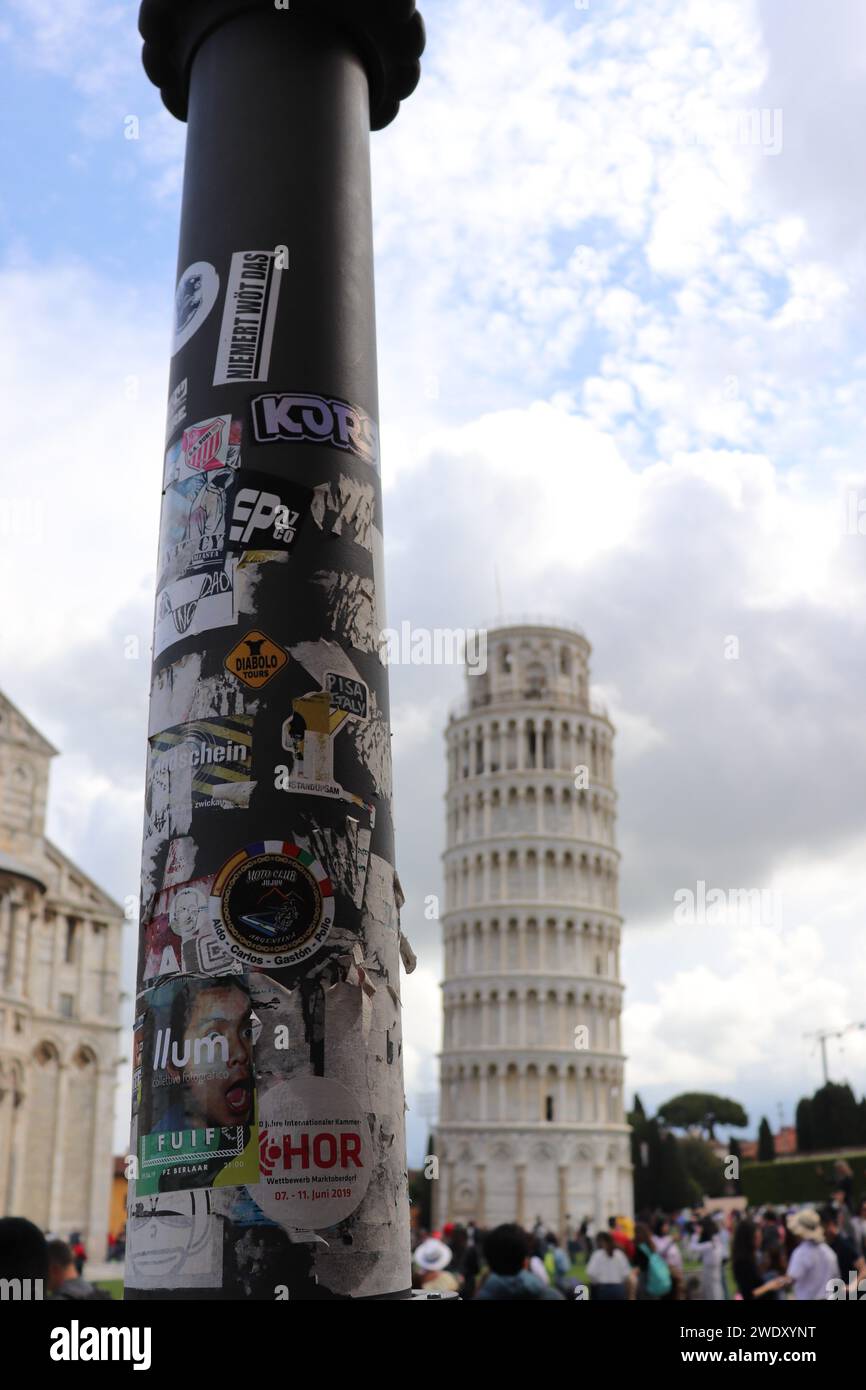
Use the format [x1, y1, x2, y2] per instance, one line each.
[210, 840, 334, 967]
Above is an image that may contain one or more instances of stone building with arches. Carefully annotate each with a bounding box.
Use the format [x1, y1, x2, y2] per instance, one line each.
[0, 690, 122, 1255]
[434, 621, 632, 1232]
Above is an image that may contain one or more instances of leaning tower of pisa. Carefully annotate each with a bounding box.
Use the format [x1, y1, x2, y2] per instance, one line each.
[434, 621, 632, 1234]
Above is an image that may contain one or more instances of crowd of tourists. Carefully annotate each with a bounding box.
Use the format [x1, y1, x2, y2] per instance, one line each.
[411, 1194, 866, 1301]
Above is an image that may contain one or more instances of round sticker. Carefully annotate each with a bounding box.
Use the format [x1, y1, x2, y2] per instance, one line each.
[210, 840, 334, 968]
[173, 261, 220, 355]
[252, 1077, 372, 1229]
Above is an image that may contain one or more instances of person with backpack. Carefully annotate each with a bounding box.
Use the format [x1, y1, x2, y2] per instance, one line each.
[542, 1233, 571, 1294]
[633, 1220, 672, 1300]
[653, 1216, 684, 1298]
[690, 1215, 725, 1300]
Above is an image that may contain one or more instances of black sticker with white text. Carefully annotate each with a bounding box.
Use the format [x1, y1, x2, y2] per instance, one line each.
[227, 470, 310, 554]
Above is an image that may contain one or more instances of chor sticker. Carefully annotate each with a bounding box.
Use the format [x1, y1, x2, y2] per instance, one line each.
[252, 1077, 372, 1230]
[210, 841, 334, 968]
[225, 629, 288, 690]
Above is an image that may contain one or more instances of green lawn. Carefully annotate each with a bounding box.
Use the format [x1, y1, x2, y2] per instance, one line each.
[567, 1254, 738, 1296]
[93, 1279, 124, 1300]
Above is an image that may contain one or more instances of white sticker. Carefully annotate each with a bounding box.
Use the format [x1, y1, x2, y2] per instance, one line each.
[166, 378, 188, 440]
[126, 1189, 222, 1290]
[153, 560, 237, 659]
[214, 251, 283, 386]
[173, 261, 220, 355]
[253, 1077, 372, 1229]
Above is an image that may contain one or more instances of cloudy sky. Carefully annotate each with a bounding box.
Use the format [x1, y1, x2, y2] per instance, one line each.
[2, 0, 866, 1163]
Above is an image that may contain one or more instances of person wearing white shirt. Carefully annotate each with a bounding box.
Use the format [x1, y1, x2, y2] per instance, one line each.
[690, 1217, 725, 1301]
[586, 1232, 632, 1301]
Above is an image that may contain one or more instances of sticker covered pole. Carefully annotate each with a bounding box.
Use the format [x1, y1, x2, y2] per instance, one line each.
[128, 0, 424, 1300]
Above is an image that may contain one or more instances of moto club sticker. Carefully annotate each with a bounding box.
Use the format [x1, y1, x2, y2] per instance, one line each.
[210, 840, 334, 969]
[173, 261, 220, 356]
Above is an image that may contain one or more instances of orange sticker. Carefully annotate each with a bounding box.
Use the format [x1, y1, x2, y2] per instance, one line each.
[225, 629, 288, 690]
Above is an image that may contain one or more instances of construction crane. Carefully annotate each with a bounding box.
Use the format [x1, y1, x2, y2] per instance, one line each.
[803, 1021, 866, 1084]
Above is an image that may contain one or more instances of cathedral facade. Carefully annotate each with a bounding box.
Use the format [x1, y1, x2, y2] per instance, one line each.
[434, 623, 632, 1232]
[0, 690, 123, 1255]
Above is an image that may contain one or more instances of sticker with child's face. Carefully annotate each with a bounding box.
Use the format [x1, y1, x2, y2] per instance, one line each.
[166, 978, 255, 1128]
[136, 974, 261, 1196]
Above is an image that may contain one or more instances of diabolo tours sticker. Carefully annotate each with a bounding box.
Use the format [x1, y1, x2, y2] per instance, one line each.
[225, 629, 288, 690]
[210, 840, 334, 968]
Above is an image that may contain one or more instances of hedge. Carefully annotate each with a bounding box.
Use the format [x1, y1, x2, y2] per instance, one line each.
[741, 1151, 866, 1206]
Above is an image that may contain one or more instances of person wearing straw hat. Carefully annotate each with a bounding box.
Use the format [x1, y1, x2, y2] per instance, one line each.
[413, 1237, 460, 1295]
[785, 1209, 840, 1300]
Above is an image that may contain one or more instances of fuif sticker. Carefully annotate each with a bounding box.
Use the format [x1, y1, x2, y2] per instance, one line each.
[225, 630, 288, 690]
[173, 262, 220, 356]
[133, 973, 260, 1197]
[213, 251, 283, 386]
[253, 1077, 372, 1229]
[210, 840, 334, 969]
